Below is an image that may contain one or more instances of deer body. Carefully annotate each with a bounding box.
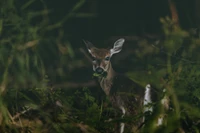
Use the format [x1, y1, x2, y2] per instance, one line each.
[100, 70, 144, 115]
[84, 39, 155, 133]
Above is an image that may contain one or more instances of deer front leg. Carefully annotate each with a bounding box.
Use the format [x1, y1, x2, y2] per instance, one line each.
[119, 106, 126, 133]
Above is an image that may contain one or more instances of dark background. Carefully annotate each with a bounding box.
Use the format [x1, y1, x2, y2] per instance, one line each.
[16, 0, 200, 43]
[43, 0, 199, 41]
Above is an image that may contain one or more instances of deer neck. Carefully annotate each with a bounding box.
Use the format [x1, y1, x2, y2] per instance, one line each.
[98, 63, 116, 95]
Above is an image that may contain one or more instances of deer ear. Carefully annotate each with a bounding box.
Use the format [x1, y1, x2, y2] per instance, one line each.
[83, 40, 94, 54]
[110, 38, 125, 55]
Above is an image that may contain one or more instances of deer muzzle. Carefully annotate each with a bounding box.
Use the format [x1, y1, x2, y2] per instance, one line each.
[95, 67, 104, 74]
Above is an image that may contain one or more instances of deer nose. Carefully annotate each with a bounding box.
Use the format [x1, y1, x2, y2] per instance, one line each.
[95, 67, 104, 74]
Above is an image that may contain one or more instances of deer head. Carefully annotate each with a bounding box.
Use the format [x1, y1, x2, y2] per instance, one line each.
[84, 38, 125, 75]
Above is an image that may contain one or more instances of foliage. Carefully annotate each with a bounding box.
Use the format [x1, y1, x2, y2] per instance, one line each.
[127, 17, 200, 132]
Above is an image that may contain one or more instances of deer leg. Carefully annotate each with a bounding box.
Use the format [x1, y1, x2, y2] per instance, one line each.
[156, 89, 169, 126]
[119, 106, 126, 133]
[143, 84, 153, 122]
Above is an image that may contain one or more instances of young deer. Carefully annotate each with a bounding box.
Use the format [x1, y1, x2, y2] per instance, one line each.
[84, 38, 157, 133]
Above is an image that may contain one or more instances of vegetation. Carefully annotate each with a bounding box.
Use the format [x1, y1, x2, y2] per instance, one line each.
[0, 0, 200, 132]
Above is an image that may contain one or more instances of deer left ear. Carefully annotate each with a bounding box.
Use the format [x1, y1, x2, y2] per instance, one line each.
[110, 38, 125, 55]
[83, 40, 94, 54]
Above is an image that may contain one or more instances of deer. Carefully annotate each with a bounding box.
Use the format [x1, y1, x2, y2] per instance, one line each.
[84, 38, 167, 133]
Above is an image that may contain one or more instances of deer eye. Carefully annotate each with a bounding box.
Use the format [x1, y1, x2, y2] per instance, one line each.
[105, 56, 110, 61]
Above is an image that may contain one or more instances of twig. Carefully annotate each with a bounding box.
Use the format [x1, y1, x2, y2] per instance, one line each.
[13, 107, 32, 120]
[168, 0, 179, 27]
[17, 40, 39, 50]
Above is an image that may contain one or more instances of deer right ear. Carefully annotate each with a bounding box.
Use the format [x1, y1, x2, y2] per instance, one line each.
[110, 38, 125, 55]
[83, 40, 94, 54]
